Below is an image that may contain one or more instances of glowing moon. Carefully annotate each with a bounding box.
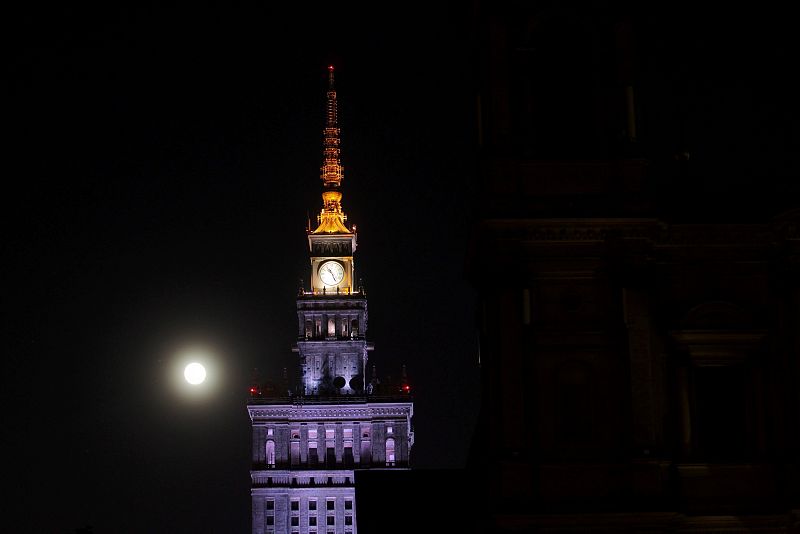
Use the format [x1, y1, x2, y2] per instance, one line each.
[184, 362, 207, 385]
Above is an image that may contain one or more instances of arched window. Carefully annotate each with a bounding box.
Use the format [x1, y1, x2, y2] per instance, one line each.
[385, 437, 395, 467]
[328, 318, 336, 337]
[265, 440, 276, 468]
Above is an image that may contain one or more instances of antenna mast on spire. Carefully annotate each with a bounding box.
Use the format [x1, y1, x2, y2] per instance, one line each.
[321, 65, 343, 189]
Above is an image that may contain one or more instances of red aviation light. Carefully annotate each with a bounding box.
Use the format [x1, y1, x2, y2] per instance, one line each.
[402, 384, 411, 393]
[249, 386, 261, 396]
[328, 65, 335, 71]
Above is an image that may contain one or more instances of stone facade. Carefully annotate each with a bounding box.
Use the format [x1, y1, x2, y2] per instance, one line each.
[248, 402, 413, 534]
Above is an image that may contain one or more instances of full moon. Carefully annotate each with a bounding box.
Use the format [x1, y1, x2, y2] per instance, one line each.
[184, 362, 207, 385]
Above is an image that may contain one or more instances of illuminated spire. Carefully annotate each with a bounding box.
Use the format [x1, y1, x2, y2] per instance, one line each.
[313, 65, 351, 234]
[321, 65, 342, 189]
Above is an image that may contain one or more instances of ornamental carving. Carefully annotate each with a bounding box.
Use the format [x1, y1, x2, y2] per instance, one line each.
[483, 220, 663, 242]
[312, 241, 352, 256]
[248, 403, 412, 422]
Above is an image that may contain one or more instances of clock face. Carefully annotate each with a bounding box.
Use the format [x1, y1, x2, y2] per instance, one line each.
[319, 260, 345, 286]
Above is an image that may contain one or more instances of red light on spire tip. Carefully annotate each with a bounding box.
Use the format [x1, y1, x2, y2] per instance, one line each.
[328, 65, 334, 71]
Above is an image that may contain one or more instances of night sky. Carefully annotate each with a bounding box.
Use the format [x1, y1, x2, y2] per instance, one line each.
[8, 3, 799, 533]
[9, 4, 477, 533]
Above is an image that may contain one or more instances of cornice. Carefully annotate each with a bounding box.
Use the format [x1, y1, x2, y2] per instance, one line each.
[248, 402, 413, 422]
[482, 218, 663, 242]
[478, 218, 799, 247]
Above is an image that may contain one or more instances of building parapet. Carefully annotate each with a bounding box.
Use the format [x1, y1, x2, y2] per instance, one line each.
[248, 395, 412, 405]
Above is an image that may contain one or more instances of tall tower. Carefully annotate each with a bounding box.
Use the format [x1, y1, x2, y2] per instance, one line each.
[248, 66, 414, 534]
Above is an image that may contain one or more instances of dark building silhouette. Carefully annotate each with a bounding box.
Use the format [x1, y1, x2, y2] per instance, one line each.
[467, 2, 799, 532]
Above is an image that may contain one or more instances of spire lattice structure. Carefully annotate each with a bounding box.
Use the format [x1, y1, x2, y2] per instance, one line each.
[314, 65, 350, 234]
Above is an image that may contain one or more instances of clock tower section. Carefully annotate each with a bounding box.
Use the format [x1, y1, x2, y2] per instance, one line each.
[296, 65, 370, 396]
[248, 65, 413, 534]
[309, 65, 356, 295]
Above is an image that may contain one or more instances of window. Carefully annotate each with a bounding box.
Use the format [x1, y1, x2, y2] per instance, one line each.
[291, 500, 299, 511]
[291, 441, 300, 466]
[266, 516, 274, 526]
[309, 516, 317, 526]
[291, 517, 299, 527]
[266, 440, 276, 468]
[343, 440, 354, 468]
[327, 516, 335, 526]
[343, 427, 353, 439]
[694, 365, 749, 460]
[327, 500, 335, 511]
[345, 516, 352, 526]
[325, 428, 335, 439]
[309, 500, 317, 511]
[266, 500, 274, 510]
[308, 440, 318, 466]
[328, 318, 335, 336]
[344, 500, 352, 510]
[267, 428, 273, 436]
[386, 426, 393, 434]
[386, 437, 395, 466]
[309, 428, 318, 439]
